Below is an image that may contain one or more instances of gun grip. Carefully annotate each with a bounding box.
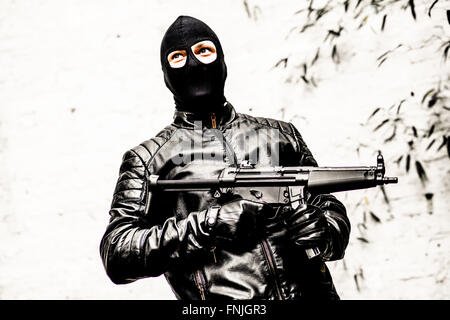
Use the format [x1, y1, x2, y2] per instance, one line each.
[288, 186, 321, 260]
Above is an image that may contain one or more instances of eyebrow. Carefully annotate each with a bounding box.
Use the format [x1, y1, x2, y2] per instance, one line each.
[193, 41, 214, 46]
[168, 50, 186, 57]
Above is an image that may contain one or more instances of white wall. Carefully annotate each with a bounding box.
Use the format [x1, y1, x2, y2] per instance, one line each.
[0, 0, 448, 299]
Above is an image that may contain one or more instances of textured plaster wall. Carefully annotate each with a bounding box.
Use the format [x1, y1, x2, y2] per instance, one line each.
[0, 0, 448, 299]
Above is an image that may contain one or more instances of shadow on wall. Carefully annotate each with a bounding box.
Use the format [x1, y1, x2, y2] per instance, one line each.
[259, 0, 449, 299]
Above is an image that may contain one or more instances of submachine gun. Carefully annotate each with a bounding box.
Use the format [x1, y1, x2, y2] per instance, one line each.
[148, 152, 398, 258]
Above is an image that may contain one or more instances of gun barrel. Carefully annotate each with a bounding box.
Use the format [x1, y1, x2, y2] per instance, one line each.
[383, 177, 398, 184]
[149, 161, 398, 193]
[305, 167, 397, 194]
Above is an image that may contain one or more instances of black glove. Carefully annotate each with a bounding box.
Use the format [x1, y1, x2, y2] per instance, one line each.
[283, 204, 332, 258]
[202, 199, 267, 247]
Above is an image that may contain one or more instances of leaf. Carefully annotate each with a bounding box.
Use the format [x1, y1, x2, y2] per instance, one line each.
[274, 57, 288, 68]
[331, 44, 340, 64]
[358, 222, 367, 230]
[444, 44, 450, 61]
[356, 0, 363, 9]
[371, 1, 381, 12]
[415, 160, 428, 184]
[384, 126, 397, 143]
[311, 48, 320, 65]
[422, 89, 435, 104]
[359, 268, 365, 279]
[253, 6, 261, 21]
[243, 0, 251, 18]
[409, 0, 417, 20]
[357, 237, 370, 243]
[316, 7, 330, 21]
[368, 107, 381, 121]
[344, 0, 349, 12]
[412, 126, 418, 137]
[306, 0, 314, 16]
[328, 28, 342, 38]
[380, 185, 390, 205]
[369, 211, 381, 223]
[300, 23, 315, 33]
[378, 57, 387, 67]
[406, 154, 411, 172]
[374, 119, 389, 131]
[428, 124, 435, 137]
[397, 99, 406, 114]
[307, 0, 313, 17]
[354, 274, 360, 292]
[381, 14, 387, 31]
[358, 16, 368, 29]
[425, 139, 435, 150]
[437, 136, 447, 151]
[428, 93, 438, 108]
[447, 136, 450, 158]
[428, 0, 439, 17]
[354, 7, 364, 19]
[377, 50, 391, 61]
[395, 155, 403, 165]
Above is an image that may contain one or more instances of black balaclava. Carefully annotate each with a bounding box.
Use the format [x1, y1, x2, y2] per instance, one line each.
[160, 16, 227, 113]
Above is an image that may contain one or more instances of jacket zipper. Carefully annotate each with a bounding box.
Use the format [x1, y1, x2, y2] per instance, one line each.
[211, 110, 278, 298]
[261, 239, 283, 300]
[210, 246, 217, 263]
[195, 270, 206, 300]
[192, 112, 226, 299]
[208, 110, 281, 298]
[210, 112, 217, 129]
[209, 112, 238, 166]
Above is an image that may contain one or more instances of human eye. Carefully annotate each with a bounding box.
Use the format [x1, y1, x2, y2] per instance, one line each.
[173, 52, 183, 59]
[167, 50, 187, 68]
[191, 40, 217, 64]
[192, 41, 216, 54]
[198, 47, 212, 55]
[168, 50, 186, 61]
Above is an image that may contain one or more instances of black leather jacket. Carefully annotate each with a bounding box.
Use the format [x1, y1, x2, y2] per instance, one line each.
[100, 102, 350, 300]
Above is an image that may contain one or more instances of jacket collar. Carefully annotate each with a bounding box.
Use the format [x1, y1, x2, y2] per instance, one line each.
[172, 101, 237, 129]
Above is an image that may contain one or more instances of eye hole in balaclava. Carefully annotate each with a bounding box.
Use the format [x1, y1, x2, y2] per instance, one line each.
[160, 16, 227, 112]
[167, 40, 217, 68]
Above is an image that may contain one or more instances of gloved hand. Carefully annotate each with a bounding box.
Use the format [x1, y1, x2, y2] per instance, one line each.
[283, 204, 332, 258]
[202, 199, 267, 247]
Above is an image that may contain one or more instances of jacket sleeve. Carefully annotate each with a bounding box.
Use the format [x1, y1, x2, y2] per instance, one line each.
[99, 148, 210, 284]
[289, 123, 351, 261]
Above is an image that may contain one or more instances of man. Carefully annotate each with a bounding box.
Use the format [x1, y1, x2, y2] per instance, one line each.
[100, 15, 350, 300]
